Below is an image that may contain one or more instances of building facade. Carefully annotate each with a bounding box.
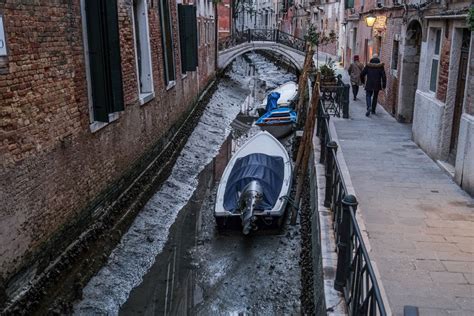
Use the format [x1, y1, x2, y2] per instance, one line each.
[0, 0, 216, 286]
[278, 0, 343, 59]
[318, 0, 343, 57]
[342, 1, 473, 194]
[412, 3, 472, 195]
[218, 0, 232, 39]
[235, 0, 278, 32]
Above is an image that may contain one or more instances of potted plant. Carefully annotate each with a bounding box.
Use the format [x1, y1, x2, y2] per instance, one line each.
[319, 58, 337, 85]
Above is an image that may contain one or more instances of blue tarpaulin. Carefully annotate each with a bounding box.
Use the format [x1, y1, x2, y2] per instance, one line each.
[223, 153, 284, 213]
[265, 92, 280, 113]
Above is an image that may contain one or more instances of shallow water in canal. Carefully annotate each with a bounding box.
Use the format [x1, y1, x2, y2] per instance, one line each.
[74, 53, 299, 315]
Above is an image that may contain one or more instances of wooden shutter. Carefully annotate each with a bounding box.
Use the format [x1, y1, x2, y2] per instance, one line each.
[178, 4, 187, 73]
[188, 6, 198, 69]
[178, 5, 198, 72]
[105, 0, 124, 113]
[85, 0, 109, 122]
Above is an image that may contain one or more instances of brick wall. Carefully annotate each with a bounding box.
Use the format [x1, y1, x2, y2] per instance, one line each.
[378, 16, 402, 114]
[0, 0, 216, 283]
[436, 27, 452, 102]
[218, 0, 231, 39]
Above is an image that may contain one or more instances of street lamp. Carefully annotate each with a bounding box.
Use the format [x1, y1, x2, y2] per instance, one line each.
[365, 14, 377, 27]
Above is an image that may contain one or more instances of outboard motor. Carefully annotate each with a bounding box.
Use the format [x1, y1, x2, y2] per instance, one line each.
[238, 180, 264, 235]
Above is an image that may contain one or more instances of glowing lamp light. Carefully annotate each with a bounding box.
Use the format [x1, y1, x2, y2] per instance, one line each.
[365, 15, 377, 27]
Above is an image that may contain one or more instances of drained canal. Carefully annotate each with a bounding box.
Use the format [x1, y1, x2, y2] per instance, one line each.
[74, 53, 307, 315]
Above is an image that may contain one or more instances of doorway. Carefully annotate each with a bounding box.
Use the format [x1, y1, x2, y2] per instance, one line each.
[448, 29, 471, 164]
[397, 20, 422, 122]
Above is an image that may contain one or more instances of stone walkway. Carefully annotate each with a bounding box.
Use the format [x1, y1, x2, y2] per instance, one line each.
[331, 88, 474, 315]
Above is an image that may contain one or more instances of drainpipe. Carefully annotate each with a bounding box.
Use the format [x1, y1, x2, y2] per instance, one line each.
[214, 1, 218, 72]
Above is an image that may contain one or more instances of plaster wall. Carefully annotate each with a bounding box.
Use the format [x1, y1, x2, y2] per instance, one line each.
[455, 114, 474, 196]
[412, 90, 445, 159]
[396, 19, 422, 123]
[412, 22, 445, 160]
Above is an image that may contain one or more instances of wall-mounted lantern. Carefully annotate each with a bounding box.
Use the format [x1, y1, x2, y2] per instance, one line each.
[365, 14, 377, 27]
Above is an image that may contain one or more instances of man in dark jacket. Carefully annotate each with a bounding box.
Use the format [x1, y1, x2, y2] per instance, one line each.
[360, 54, 387, 116]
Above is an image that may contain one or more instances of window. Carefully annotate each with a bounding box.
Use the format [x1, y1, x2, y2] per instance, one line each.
[133, 0, 154, 102]
[391, 39, 399, 70]
[83, 0, 124, 123]
[178, 4, 198, 73]
[159, 0, 176, 86]
[352, 27, 358, 52]
[429, 28, 441, 92]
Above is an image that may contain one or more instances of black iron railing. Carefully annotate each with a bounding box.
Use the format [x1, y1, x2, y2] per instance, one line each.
[320, 74, 351, 118]
[218, 29, 306, 53]
[218, 32, 249, 50]
[316, 99, 387, 316]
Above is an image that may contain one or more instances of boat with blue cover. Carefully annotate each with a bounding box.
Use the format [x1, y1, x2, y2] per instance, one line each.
[256, 90, 297, 138]
[214, 131, 292, 234]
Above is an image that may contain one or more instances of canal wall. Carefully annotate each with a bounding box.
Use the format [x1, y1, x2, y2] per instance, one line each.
[308, 149, 328, 315]
[1, 78, 220, 313]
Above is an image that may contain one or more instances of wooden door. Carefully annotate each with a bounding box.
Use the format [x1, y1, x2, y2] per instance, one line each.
[449, 30, 471, 162]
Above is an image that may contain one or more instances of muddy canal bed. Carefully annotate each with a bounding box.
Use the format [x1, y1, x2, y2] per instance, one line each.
[74, 53, 303, 315]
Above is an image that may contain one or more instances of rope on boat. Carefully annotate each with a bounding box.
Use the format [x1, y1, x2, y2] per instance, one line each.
[280, 195, 299, 212]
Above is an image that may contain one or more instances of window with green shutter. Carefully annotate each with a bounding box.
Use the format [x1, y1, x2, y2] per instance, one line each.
[84, 0, 124, 123]
[346, 0, 354, 9]
[178, 4, 198, 73]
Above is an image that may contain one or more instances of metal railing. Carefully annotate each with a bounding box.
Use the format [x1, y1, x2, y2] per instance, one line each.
[320, 74, 351, 118]
[316, 99, 387, 315]
[218, 29, 306, 53]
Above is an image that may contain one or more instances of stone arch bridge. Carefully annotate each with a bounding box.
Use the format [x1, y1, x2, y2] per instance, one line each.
[218, 29, 307, 71]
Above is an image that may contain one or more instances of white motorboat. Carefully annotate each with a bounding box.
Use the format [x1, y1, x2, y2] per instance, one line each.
[214, 131, 293, 234]
[259, 81, 298, 108]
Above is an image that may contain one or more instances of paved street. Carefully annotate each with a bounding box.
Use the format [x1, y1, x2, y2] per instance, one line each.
[331, 90, 474, 315]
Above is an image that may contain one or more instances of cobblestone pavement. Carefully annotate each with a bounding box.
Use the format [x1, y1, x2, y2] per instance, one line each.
[331, 87, 474, 315]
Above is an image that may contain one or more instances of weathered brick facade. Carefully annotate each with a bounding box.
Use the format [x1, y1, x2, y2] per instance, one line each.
[217, 0, 231, 39]
[378, 15, 403, 115]
[436, 29, 452, 102]
[0, 0, 216, 285]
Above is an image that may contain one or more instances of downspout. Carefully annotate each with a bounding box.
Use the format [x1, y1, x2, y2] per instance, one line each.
[214, 0, 218, 72]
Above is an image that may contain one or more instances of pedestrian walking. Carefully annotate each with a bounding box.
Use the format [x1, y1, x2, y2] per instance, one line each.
[360, 54, 386, 117]
[348, 55, 364, 100]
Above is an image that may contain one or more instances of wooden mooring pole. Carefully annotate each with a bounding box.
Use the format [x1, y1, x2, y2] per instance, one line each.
[295, 43, 315, 119]
[291, 76, 320, 225]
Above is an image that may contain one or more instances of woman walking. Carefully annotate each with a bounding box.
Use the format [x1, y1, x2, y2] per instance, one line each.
[348, 55, 364, 100]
